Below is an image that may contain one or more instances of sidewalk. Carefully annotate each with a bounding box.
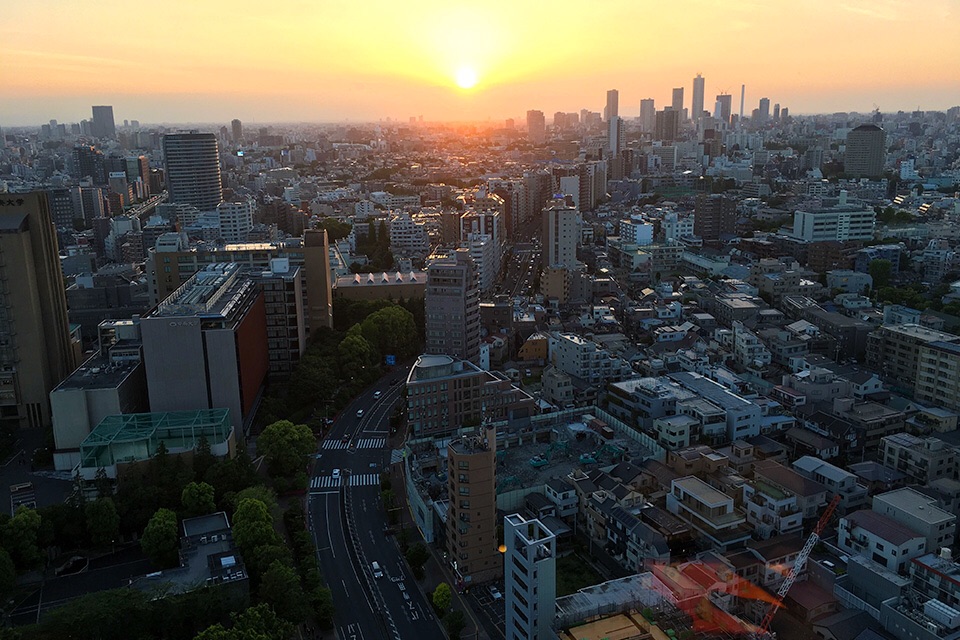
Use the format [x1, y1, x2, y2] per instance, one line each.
[389, 455, 489, 640]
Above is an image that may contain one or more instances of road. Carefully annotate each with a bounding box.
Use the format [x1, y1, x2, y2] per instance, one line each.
[309, 370, 444, 640]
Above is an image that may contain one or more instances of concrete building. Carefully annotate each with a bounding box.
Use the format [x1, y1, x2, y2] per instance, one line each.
[447, 426, 499, 586]
[526, 110, 546, 144]
[404, 355, 533, 438]
[866, 324, 960, 393]
[504, 514, 557, 640]
[845, 124, 886, 179]
[692, 74, 705, 124]
[838, 509, 926, 573]
[91, 105, 116, 139]
[916, 341, 960, 412]
[334, 270, 426, 301]
[140, 264, 268, 433]
[791, 205, 876, 242]
[880, 433, 957, 485]
[389, 211, 429, 256]
[873, 488, 957, 552]
[425, 249, 480, 364]
[826, 270, 873, 294]
[670, 372, 762, 442]
[667, 476, 751, 551]
[549, 333, 633, 385]
[543, 200, 578, 269]
[0, 193, 78, 428]
[249, 259, 306, 379]
[694, 194, 737, 242]
[162, 132, 223, 212]
[302, 229, 334, 333]
[791, 456, 869, 513]
[639, 99, 656, 133]
[743, 472, 804, 540]
[216, 200, 254, 243]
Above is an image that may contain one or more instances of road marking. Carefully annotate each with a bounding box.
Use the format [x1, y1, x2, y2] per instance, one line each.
[356, 437, 385, 449]
[349, 474, 380, 487]
[322, 440, 350, 450]
[324, 494, 336, 559]
[309, 489, 339, 496]
[390, 450, 404, 464]
[311, 476, 342, 489]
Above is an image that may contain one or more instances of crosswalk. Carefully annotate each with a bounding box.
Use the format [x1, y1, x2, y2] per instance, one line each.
[310, 473, 382, 490]
[321, 437, 386, 450]
[390, 449, 405, 465]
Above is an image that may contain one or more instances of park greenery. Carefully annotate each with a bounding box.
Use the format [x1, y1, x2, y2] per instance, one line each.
[351, 220, 394, 273]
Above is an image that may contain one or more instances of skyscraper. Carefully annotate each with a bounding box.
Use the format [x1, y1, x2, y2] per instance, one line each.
[543, 200, 578, 268]
[845, 124, 887, 178]
[0, 193, 77, 428]
[639, 99, 656, 133]
[526, 110, 545, 144]
[231, 119, 243, 143]
[162, 132, 223, 211]
[758, 97, 770, 122]
[715, 93, 733, 125]
[655, 107, 681, 142]
[773, 103, 781, 121]
[91, 106, 116, 139]
[303, 229, 334, 333]
[672, 87, 684, 114]
[425, 249, 480, 364]
[72, 145, 107, 184]
[605, 89, 619, 121]
[608, 116, 623, 157]
[692, 73, 705, 124]
[694, 193, 738, 242]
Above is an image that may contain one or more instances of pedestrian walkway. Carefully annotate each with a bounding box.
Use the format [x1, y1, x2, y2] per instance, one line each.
[347, 473, 380, 487]
[310, 476, 341, 489]
[390, 449, 404, 464]
[321, 437, 385, 450]
[309, 474, 381, 490]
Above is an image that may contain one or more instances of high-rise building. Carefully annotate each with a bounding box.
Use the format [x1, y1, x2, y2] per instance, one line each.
[605, 89, 619, 121]
[758, 97, 770, 122]
[526, 110, 546, 144]
[504, 514, 557, 640]
[140, 263, 268, 434]
[425, 249, 480, 364]
[162, 132, 223, 212]
[694, 194, 738, 242]
[303, 229, 334, 333]
[773, 103, 781, 121]
[655, 107, 681, 142]
[447, 425, 500, 586]
[231, 119, 243, 143]
[672, 87, 684, 113]
[692, 74, 705, 124]
[845, 124, 887, 178]
[216, 200, 254, 243]
[715, 94, 733, 125]
[608, 115, 623, 157]
[543, 199, 578, 268]
[639, 99, 656, 133]
[91, 105, 116, 139]
[72, 145, 107, 184]
[0, 193, 78, 428]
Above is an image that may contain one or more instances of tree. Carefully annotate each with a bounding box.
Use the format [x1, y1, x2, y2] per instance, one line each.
[257, 420, 315, 480]
[0, 547, 14, 593]
[360, 305, 419, 360]
[141, 508, 179, 567]
[84, 497, 120, 547]
[405, 542, 430, 580]
[2, 505, 43, 571]
[192, 436, 216, 481]
[313, 586, 335, 629]
[181, 481, 216, 518]
[443, 609, 466, 640]
[234, 486, 279, 520]
[233, 498, 281, 555]
[195, 603, 295, 640]
[432, 582, 452, 614]
[869, 259, 893, 289]
[259, 560, 310, 624]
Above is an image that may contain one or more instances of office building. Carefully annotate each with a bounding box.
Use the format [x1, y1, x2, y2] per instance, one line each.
[91, 105, 116, 139]
[162, 132, 223, 212]
[671, 87, 684, 114]
[608, 116, 623, 157]
[758, 97, 770, 122]
[639, 99, 656, 133]
[0, 193, 78, 428]
[140, 263, 268, 433]
[845, 124, 886, 178]
[447, 425, 500, 585]
[231, 119, 243, 143]
[655, 108, 680, 142]
[504, 514, 557, 640]
[72, 145, 107, 184]
[715, 94, 732, 125]
[302, 229, 334, 333]
[692, 74, 705, 124]
[791, 205, 875, 242]
[605, 89, 619, 121]
[543, 200, 578, 268]
[425, 249, 480, 364]
[405, 354, 533, 437]
[694, 194, 737, 242]
[526, 110, 546, 144]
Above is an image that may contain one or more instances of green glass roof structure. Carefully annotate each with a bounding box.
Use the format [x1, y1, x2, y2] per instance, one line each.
[80, 409, 232, 471]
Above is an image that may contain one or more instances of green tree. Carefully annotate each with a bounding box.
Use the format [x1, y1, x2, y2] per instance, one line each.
[257, 420, 315, 480]
[443, 609, 466, 640]
[338, 330, 377, 380]
[313, 586, 335, 629]
[84, 497, 120, 547]
[869, 259, 893, 289]
[318, 218, 352, 242]
[259, 560, 310, 624]
[361, 305, 419, 360]
[192, 436, 216, 481]
[40, 588, 152, 640]
[141, 508, 179, 567]
[204, 450, 258, 505]
[233, 498, 281, 555]
[181, 481, 217, 518]
[0, 547, 14, 593]
[405, 542, 430, 580]
[3, 506, 43, 571]
[432, 582, 452, 614]
[195, 603, 295, 640]
[234, 486, 279, 520]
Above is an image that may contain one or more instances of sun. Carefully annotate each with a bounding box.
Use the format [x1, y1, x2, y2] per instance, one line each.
[455, 66, 478, 89]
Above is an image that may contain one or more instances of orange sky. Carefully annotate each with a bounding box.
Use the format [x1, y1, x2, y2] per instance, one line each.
[3, 0, 959, 125]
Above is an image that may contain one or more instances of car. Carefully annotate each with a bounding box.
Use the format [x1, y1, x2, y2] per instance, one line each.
[356, 409, 364, 418]
[373, 391, 382, 399]
[341, 433, 350, 443]
[371, 561, 383, 579]
[332, 469, 341, 480]
[489, 586, 503, 600]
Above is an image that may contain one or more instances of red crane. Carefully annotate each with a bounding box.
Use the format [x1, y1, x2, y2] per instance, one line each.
[754, 494, 842, 639]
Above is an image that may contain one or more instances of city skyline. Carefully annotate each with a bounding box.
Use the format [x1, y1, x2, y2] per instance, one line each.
[4, 0, 959, 125]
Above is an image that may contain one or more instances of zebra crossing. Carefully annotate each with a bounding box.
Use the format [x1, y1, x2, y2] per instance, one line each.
[310, 473, 381, 490]
[321, 437, 386, 450]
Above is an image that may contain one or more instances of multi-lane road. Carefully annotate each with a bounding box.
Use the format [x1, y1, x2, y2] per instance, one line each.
[308, 370, 445, 640]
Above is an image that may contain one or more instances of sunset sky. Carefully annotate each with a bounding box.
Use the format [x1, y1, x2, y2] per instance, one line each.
[3, 0, 959, 125]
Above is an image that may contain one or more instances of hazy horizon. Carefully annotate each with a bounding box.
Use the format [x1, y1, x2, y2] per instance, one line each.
[4, 0, 959, 127]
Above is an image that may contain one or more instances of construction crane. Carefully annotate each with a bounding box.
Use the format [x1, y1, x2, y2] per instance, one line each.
[754, 494, 842, 639]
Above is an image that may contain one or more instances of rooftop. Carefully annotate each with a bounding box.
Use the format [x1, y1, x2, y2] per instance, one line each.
[845, 509, 923, 545]
[150, 263, 256, 319]
[874, 487, 956, 524]
[53, 353, 142, 392]
[674, 476, 731, 506]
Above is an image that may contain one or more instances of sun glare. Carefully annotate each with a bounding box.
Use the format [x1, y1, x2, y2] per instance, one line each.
[455, 66, 478, 89]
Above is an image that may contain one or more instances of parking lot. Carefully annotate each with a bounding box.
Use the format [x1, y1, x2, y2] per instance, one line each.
[465, 583, 506, 639]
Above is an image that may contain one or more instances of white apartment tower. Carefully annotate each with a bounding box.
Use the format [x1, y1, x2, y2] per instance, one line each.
[504, 514, 557, 640]
[542, 200, 578, 268]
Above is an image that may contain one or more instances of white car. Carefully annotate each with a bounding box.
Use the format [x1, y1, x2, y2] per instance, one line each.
[332, 469, 341, 480]
[373, 391, 382, 399]
[489, 586, 503, 600]
[356, 409, 364, 418]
